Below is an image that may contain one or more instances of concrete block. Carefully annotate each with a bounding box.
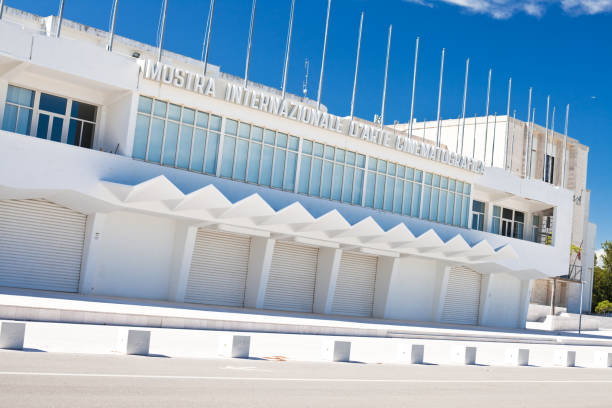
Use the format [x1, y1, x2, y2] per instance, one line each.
[594, 351, 612, 368]
[117, 329, 150, 355]
[218, 335, 251, 358]
[397, 344, 425, 364]
[451, 345, 477, 365]
[505, 348, 530, 366]
[322, 340, 351, 362]
[553, 350, 576, 367]
[0, 322, 26, 350]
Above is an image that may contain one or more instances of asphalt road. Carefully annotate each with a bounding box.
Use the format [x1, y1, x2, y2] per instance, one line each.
[1, 351, 611, 408]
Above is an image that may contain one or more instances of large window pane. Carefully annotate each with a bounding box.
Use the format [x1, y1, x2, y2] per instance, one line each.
[209, 115, 222, 131]
[16, 108, 32, 135]
[321, 161, 333, 199]
[446, 192, 455, 224]
[204, 131, 219, 174]
[422, 186, 431, 220]
[309, 158, 322, 196]
[298, 156, 311, 194]
[50, 117, 63, 142]
[39, 93, 67, 115]
[272, 149, 286, 188]
[138, 96, 153, 114]
[402, 181, 413, 215]
[196, 111, 209, 128]
[364, 172, 376, 208]
[411, 184, 421, 217]
[331, 163, 344, 201]
[225, 119, 238, 136]
[2, 104, 17, 132]
[182, 108, 195, 125]
[177, 125, 193, 169]
[71, 101, 97, 122]
[67, 119, 81, 146]
[148, 117, 164, 163]
[461, 196, 470, 227]
[342, 167, 354, 203]
[383, 177, 394, 212]
[162, 121, 179, 165]
[247, 143, 262, 183]
[81, 122, 94, 149]
[284, 151, 298, 191]
[168, 104, 181, 121]
[353, 169, 364, 205]
[374, 174, 385, 210]
[190, 128, 206, 172]
[438, 191, 447, 223]
[234, 138, 249, 180]
[153, 100, 167, 117]
[453, 195, 462, 226]
[220, 135, 236, 177]
[393, 179, 404, 214]
[7, 85, 34, 107]
[430, 188, 439, 221]
[260, 145, 274, 186]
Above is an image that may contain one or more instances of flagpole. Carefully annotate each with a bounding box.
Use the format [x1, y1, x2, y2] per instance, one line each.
[380, 24, 392, 128]
[106, 0, 119, 52]
[243, 0, 257, 88]
[528, 108, 536, 178]
[509, 109, 516, 171]
[562, 104, 569, 188]
[349, 12, 364, 119]
[543, 95, 550, 180]
[459, 58, 469, 154]
[0, 0, 4, 20]
[408, 37, 419, 140]
[435, 48, 445, 147]
[491, 113, 497, 167]
[504, 77, 511, 170]
[317, 0, 331, 110]
[281, 0, 296, 99]
[524, 87, 533, 178]
[202, 0, 216, 75]
[56, 0, 66, 38]
[549, 106, 556, 183]
[483, 68, 492, 162]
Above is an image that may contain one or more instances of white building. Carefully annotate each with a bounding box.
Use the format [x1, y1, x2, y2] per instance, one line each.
[0, 6, 596, 329]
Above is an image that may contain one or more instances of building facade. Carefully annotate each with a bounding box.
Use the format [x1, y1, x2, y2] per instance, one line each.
[0, 7, 595, 329]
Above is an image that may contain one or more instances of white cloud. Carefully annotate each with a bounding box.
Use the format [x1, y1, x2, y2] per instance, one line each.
[595, 248, 605, 267]
[404, 0, 612, 18]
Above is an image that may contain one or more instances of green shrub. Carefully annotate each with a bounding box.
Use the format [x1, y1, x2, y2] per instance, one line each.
[595, 300, 612, 314]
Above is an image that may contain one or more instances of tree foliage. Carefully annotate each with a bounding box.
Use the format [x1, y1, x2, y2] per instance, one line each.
[592, 241, 612, 312]
[595, 300, 612, 315]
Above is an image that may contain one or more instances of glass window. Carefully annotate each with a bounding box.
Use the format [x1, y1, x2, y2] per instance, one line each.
[209, 115, 222, 131]
[220, 135, 236, 177]
[168, 104, 181, 121]
[225, 119, 238, 136]
[196, 111, 209, 128]
[190, 129, 207, 172]
[176, 125, 193, 169]
[71, 101, 97, 122]
[471, 200, 485, 231]
[252, 126, 263, 142]
[247, 142, 262, 184]
[264, 129, 275, 145]
[234, 139, 249, 180]
[204, 132, 219, 174]
[276, 132, 288, 148]
[132, 114, 150, 160]
[7, 85, 34, 107]
[162, 121, 179, 166]
[153, 100, 167, 117]
[39, 93, 67, 115]
[182, 108, 195, 125]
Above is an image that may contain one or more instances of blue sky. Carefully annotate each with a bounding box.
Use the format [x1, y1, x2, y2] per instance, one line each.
[12, 0, 612, 249]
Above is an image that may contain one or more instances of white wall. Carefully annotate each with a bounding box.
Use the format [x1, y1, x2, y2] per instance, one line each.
[482, 272, 522, 328]
[384, 257, 440, 322]
[91, 210, 176, 300]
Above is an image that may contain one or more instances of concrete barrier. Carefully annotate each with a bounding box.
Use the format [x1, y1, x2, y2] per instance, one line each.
[322, 340, 351, 362]
[117, 329, 150, 355]
[451, 346, 477, 365]
[553, 350, 576, 367]
[0, 322, 26, 350]
[505, 348, 530, 366]
[397, 344, 425, 364]
[218, 335, 250, 358]
[595, 351, 612, 368]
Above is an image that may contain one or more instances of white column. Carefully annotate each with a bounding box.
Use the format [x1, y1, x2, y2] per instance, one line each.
[313, 247, 342, 314]
[167, 223, 198, 302]
[433, 264, 450, 322]
[484, 201, 495, 233]
[244, 237, 276, 309]
[0, 79, 8, 126]
[518, 279, 533, 328]
[372, 256, 398, 319]
[79, 213, 107, 294]
[478, 273, 495, 326]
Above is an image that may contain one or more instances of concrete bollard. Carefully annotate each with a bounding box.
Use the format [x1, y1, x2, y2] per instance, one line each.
[397, 344, 425, 364]
[117, 329, 150, 355]
[553, 350, 576, 367]
[0, 322, 26, 350]
[322, 340, 351, 362]
[505, 348, 530, 366]
[594, 351, 612, 368]
[451, 345, 477, 365]
[218, 335, 251, 359]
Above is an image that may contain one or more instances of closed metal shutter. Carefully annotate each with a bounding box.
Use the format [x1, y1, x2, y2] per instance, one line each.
[0, 199, 86, 292]
[332, 252, 377, 317]
[264, 241, 319, 313]
[441, 265, 482, 325]
[185, 229, 251, 307]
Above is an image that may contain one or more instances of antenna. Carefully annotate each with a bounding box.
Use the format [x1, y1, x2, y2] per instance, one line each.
[303, 59, 310, 98]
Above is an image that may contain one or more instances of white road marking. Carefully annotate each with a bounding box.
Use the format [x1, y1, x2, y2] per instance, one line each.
[0, 372, 611, 383]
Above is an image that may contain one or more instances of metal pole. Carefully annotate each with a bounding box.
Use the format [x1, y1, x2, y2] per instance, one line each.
[156, 0, 168, 62]
[550, 278, 556, 317]
[244, 0, 257, 88]
[380, 24, 392, 128]
[483, 68, 492, 162]
[528, 108, 536, 178]
[549, 106, 555, 183]
[491, 113, 497, 167]
[460, 58, 469, 154]
[504, 77, 511, 169]
[281, 0, 296, 99]
[524, 87, 533, 178]
[202, 0, 216, 75]
[317, 0, 331, 110]
[509, 109, 516, 171]
[0, 0, 4, 20]
[579, 262, 584, 334]
[349, 12, 364, 119]
[472, 115, 477, 158]
[435, 48, 445, 147]
[408, 37, 419, 139]
[106, 0, 119, 52]
[562, 104, 570, 188]
[56, 0, 66, 38]
[543, 95, 550, 180]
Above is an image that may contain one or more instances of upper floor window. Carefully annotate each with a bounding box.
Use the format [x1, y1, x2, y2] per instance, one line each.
[133, 96, 220, 174]
[492, 206, 524, 239]
[422, 172, 471, 228]
[299, 140, 365, 204]
[471, 200, 485, 231]
[2, 85, 34, 135]
[365, 158, 422, 217]
[544, 154, 554, 184]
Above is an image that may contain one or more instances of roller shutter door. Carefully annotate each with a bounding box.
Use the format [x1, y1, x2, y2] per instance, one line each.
[264, 242, 319, 313]
[185, 229, 251, 307]
[0, 198, 86, 292]
[441, 266, 482, 325]
[332, 252, 377, 317]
